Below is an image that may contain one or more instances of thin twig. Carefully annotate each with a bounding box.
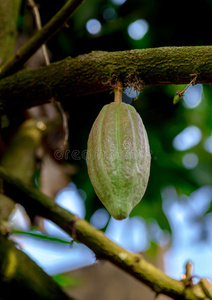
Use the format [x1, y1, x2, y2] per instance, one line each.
[173, 74, 198, 104]
[28, 0, 69, 146]
[27, 0, 50, 65]
[57, 102, 69, 146]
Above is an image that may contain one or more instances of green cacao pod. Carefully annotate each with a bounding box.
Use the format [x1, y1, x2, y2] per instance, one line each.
[87, 102, 151, 220]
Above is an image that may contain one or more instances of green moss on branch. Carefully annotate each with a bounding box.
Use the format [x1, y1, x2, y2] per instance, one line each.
[0, 46, 212, 115]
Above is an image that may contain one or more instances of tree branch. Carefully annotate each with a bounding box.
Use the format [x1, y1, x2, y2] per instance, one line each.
[0, 0, 21, 65]
[0, 119, 45, 183]
[0, 233, 75, 300]
[0, 0, 85, 79]
[0, 166, 207, 300]
[0, 119, 75, 299]
[0, 46, 212, 115]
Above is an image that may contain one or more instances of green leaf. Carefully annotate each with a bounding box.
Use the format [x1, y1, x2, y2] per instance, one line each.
[53, 274, 81, 288]
[12, 229, 71, 244]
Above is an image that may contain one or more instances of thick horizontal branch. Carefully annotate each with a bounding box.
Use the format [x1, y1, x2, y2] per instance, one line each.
[0, 46, 212, 115]
[0, 166, 207, 300]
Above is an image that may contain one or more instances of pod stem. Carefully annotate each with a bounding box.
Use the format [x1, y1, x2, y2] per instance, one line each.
[114, 81, 123, 104]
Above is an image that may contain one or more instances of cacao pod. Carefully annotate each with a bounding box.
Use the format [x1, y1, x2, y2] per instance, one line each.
[87, 102, 151, 220]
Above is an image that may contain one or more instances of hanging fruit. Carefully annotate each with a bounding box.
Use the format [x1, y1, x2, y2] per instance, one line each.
[87, 83, 151, 220]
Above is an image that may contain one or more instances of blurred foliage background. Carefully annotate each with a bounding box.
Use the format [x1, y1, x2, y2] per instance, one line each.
[7, 0, 212, 278]
[19, 0, 212, 233]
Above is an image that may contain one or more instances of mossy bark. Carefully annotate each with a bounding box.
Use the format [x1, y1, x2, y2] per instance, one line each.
[0, 166, 208, 300]
[0, 46, 212, 115]
[0, 0, 21, 65]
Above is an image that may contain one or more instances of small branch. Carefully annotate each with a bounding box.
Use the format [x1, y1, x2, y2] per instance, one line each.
[173, 74, 198, 104]
[181, 261, 194, 287]
[0, 119, 46, 184]
[0, 0, 86, 79]
[27, 0, 69, 146]
[0, 233, 75, 300]
[199, 278, 212, 299]
[0, 46, 212, 115]
[0, 0, 22, 65]
[0, 166, 207, 300]
[27, 0, 50, 65]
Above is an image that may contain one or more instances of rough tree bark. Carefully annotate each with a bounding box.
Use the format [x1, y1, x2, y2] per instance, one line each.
[0, 46, 212, 115]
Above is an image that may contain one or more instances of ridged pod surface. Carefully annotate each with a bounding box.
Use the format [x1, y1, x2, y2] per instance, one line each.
[87, 102, 151, 220]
